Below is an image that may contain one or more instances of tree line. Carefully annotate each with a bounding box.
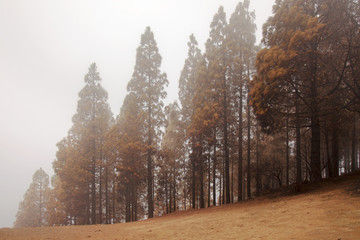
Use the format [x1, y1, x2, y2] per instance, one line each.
[14, 0, 360, 228]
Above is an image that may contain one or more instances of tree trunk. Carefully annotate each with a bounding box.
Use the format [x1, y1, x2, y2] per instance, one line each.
[199, 146, 205, 209]
[330, 127, 339, 177]
[286, 116, 289, 186]
[91, 156, 96, 224]
[295, 93, 302, 185]
[231, 152, 234, 203]
[325, 127, 330, 178]
[208, 152, 211, 208]
[99, 158, 102, 224]
[134, 183, 138, 221]
[247, 87, 251, 199]
[173, 164, 176, 212]
[105, 163, 109, 224]
[169, 173, 172, 213]
[352, 114, 357, 173]
[310, 111, 322, 181]
[125, 185, 130, 223]
[191, 140, 196, 209]
[224, 88, 230, 204]
[310, 65, 322, 182]
[147, 100, 154, 218]
[256, 126, 261, 196]
[213, 130, 217, 206]
[238, 81, 243, 202]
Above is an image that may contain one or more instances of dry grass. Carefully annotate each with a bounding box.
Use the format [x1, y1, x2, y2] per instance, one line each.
[1, 173, 360, 240]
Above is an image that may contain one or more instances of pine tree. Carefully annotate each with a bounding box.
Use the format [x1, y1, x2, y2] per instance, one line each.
[53, 63, 113, 224]
[226, 0, 256, 201]
[251, 0, 357, 182]
[178, 34, 202, 209]
[205, 6, 230, 204]
[14, 168, 50, 228]
[119, 93, 145, 222]
[157, 102, 185, 214]
[127, 27, 168, 218]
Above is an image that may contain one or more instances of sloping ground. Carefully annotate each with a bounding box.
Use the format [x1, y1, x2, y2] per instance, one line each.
[1, 173, 360, 240]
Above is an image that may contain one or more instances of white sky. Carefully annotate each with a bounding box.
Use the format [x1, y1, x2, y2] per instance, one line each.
[0, 0, 275, 228]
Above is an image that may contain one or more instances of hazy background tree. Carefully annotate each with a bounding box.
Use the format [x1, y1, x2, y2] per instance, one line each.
[14, 168, 49, 228]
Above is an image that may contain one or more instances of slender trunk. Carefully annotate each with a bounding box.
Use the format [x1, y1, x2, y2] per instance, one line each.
[256, 126, 261, 196]
[147, 100, 154, 218]
[173, 163, 176, 212]
[238, 90, 243, 201]
[99, 157, 102, 224]
[222, 157, 225, 204]
[169, 173, 172, 213]
[330, 127, 339, 177]
[112, 177, 115, 223]
[295, 93, 302, 185]
[247, 87, 251, 199]
[165, 172, 169, 214]
[224, 89, 230, 204]
[219, 163, 222, 206]
[105, 163, 109, 224]
[325, 128, 330, 178]
[199, 146, 205, 209]
[212, 130, 217, 206]
[91, 155, 96, 224]
[191, 139, 196, 209]
[112, 175, 116, 223]
[125, 185, 130, 223]
[39, 182, 42, 226]
[208, 152, 211, 208]
[310, 111, 321, 181]
[286, 116, 289, 186]
[352, 114, 357, 173]
[231, 152, 234, 203]
[134, 184, 138, 221]
[310, 66, 321, 182]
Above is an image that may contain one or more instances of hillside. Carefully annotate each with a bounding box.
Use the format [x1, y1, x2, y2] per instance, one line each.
[1, 173, 360, 240]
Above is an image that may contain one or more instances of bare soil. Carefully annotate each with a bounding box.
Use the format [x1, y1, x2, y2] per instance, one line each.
[1, 173, 360, 240]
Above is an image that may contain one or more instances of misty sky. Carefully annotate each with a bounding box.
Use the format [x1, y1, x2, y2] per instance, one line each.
[0, 0, 275, 228]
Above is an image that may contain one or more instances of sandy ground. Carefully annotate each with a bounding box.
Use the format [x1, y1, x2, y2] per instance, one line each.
[1, 174, 360, 240]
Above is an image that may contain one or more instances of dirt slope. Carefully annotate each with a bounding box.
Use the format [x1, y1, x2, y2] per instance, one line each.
[1, 174, 360, 240]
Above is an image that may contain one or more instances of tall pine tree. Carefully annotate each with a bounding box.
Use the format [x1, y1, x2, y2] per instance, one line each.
[127, 27, 168, 218]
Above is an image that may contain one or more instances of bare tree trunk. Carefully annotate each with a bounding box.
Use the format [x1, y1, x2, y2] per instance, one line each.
[286, 116, 289, 186]
[231, 152, 234, 203]
[112, 177, 116, 223]
[310, 75, 322, 182]
[213, 130, 217, 206]
[208, 152, 211, 208]
[352, 114, 357, 173]
[256, 126, 261, 196]
[99, 156, 102, 224]
[105, 163, 109, 224]
[224, 88, 230, 204]
[91, 155, 96, 224]
[238, 82, 243, 202]
[173, 164, 177, 212]
[169, 172, 172, 213]
[191, 140, 196, 209]
[325, 127, 330, 178]
[199, 146, 205, 209]
[295, 93, 302, 186]
[331, 127, 339, 177]
[247, 87, 251, 199]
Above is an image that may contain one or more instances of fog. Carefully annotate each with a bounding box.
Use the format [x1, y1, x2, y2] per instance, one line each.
[0, 0, 274, 228]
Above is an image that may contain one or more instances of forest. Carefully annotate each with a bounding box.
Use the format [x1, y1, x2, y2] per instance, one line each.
[14, 0, 360, 227]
